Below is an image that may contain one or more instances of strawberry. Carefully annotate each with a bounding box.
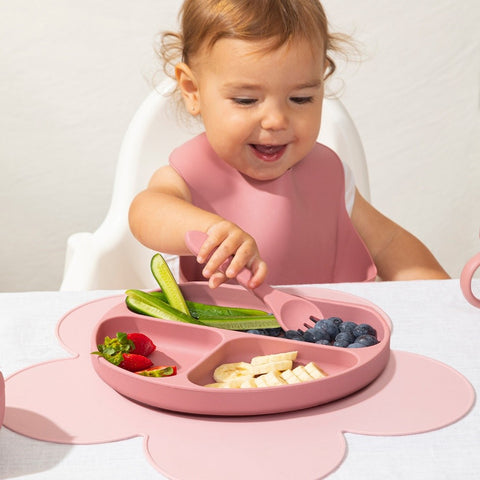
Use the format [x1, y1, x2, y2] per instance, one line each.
[119, 353, 153, 372]
[92, 332, 156, 371]
[126, 332, 156, 357]
[136, 365, 177, 377]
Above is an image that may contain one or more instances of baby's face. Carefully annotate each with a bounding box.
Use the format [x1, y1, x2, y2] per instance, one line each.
[185, 37, 326, 181]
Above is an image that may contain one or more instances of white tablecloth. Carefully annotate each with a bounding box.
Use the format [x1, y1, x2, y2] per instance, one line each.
[0, 279, 478, 479]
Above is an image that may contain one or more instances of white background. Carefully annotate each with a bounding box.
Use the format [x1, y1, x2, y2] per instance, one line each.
[1, 0, 479, 292]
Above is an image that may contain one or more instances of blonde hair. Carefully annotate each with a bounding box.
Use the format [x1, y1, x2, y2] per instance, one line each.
[156, 0, 352, 103]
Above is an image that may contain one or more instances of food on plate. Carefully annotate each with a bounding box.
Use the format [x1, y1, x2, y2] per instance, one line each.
[250, 317, 380, 348]
[92, 331, 177, 376]
[136, 365, 177, 377]
[204, 351, 327, 389]
[125, 332, 156, 357]
[124, 254, 379, 347]
[149, 290, 270, 319]
[250, 351, 298, 365]
[126, 288, 279, 331]
[213, 362, 254, 383]
[150, 253, 190, 315]
[116, 353, 153, 372]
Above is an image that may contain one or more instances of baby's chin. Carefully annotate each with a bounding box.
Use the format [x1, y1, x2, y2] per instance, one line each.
[238, 164, 291, 182]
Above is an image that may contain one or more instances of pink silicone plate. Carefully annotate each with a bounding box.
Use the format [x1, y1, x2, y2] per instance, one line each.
[91, 283, 391, 416]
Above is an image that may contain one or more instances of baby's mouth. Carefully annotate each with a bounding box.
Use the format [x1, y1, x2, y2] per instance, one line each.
[250, 144, 287, 162]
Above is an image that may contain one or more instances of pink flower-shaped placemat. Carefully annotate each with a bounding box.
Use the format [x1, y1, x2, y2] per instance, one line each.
[4, 293, 475, 480]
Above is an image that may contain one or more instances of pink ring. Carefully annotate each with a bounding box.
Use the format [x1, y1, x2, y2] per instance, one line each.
[460, 252, 480, 308]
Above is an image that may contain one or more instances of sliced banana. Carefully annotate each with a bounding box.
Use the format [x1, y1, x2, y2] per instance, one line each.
[252, 359, 293, 376]
[280, 369, 302, 384]
[250, 351, 298, 366]
[205, 352, 328, 389]
[292, 365, 314, 382]
[304, 361, 328, 379]
[263, 370, 287, 386]
[213, 361, 254, 383]
[240, 378, 257, 388]
[254, 375, 269, 388]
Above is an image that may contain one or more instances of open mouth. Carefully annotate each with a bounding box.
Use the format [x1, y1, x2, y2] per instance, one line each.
[250, 144, 287, 162]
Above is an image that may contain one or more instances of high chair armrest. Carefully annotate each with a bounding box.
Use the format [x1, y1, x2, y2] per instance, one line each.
[60, 232, 104, 291]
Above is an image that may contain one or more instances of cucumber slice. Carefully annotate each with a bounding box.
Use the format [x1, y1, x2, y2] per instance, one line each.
[149, 291, 273, 319]
[125, 290, 280, 330]
[125, 289, 203, 325]
[150, 254, 190, 316]
[198, 316, 280, 331]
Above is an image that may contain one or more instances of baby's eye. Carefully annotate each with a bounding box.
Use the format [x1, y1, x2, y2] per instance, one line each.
[232, 98, 257, 106]
[290, 96, 314, 105]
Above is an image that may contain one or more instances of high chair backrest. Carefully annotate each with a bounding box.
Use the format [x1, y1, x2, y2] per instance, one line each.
[60, 79, 370, 291]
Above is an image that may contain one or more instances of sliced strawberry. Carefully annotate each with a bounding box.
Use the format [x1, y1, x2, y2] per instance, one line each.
[92, 332, 155, 372]
[127, 332, 156, 357]
[136, 365, 177, 377]
[119, 353, 153, 372]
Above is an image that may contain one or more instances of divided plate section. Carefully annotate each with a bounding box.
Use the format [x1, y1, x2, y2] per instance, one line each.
[91, 283, 391, 416]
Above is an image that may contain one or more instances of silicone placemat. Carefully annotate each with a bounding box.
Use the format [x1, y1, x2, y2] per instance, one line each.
[4, 291, 475, 480]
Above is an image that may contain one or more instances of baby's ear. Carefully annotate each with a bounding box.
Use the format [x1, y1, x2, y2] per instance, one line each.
[175, 63, 200, 116]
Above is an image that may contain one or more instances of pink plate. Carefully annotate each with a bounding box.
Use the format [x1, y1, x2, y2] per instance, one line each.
[91, 282, 391, 416]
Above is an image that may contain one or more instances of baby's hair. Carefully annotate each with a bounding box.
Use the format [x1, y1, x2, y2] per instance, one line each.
[155, 0, 353, 108]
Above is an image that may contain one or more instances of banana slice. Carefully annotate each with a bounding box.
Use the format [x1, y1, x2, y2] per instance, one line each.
[254, 375, 269, 387]
[263, 370, 287, 386]
[240, 378, 257, 388]
[206, 352, 328, 389]
[304, 362, 328, 379]
[213, 362, 254, 383]
[292, 365, 314, 382]
[250, 351, 298, 366]
[280, 369, 302, 384]
[252, 360, 293, 376]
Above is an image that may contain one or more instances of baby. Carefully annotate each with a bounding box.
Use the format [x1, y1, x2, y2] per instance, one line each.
[129, 0, 449, 288]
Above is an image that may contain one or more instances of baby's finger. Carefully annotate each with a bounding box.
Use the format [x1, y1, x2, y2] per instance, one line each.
[225, 250, 252, 279]
[202, 244, 234, 279]
[208, 270, 228, 289]
[246, 258, 268, 289]
[196, 235, 221, 264]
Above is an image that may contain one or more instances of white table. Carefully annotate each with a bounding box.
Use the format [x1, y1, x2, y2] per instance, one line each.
[0, 279, 478, 479]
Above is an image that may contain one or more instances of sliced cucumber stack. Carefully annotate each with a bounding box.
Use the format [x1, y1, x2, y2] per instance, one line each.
[125, 253, 280, 331]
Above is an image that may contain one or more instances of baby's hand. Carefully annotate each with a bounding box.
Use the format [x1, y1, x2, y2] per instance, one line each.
[196, 221, 267, 289]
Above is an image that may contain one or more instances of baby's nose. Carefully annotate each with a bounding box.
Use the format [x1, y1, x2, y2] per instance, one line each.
[260, 103, 288, 131]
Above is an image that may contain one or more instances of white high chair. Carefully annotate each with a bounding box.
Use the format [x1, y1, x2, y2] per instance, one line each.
[60, 79, 370, 291]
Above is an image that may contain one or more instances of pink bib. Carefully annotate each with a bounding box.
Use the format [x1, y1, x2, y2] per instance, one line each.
[170, 134, 376, 285]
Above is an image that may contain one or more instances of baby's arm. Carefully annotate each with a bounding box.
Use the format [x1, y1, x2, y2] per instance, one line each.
[351, 190, 450, 280]
[128, 165, 267, 288]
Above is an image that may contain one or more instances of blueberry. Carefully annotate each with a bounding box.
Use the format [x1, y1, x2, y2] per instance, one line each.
[355, 334, 378, 346]
[328, 316, 343, 327]
[352, 323, 377, 338]
[264, 327, 284, 337]
[246, 329, 268, 335]
[333, 339, 350, 348]
[303, 329, 317, 343]
[314, 319, 340, 339]
[347, 342, 366, 348]
[285, 330, 305, 341]
[335, 331, 356, 344]
[315, 339, 331, 345]
[304, 327, 331, 343]
[338, 321, 357, 333]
